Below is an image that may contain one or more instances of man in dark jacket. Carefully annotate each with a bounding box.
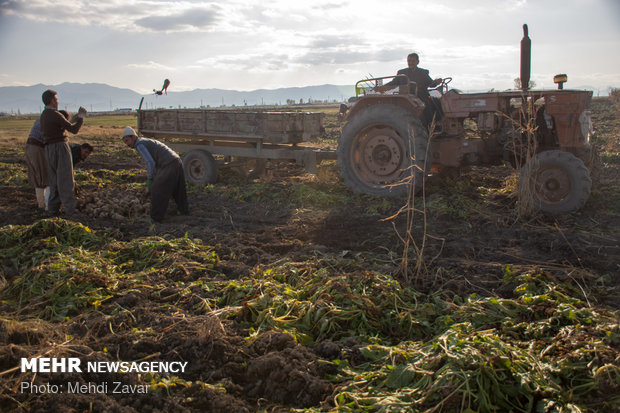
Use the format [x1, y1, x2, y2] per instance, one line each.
[121, 127, 189, 222]
[376, 53, 443, 126]
[40, 89, 86, 216]
[56, 110, 93, 167]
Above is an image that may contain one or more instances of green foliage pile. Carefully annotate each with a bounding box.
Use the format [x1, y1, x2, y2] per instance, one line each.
[1, 219, 619, 411]
[0, 219, 218, 320]
[0, 161, 28, 185]
[208, 262, 620, 412]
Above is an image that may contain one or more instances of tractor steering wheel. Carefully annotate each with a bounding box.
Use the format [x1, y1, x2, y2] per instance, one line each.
[432, 77, 452, 95]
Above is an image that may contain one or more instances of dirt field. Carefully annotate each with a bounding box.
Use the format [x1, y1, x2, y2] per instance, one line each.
[0, 99, 619, 412]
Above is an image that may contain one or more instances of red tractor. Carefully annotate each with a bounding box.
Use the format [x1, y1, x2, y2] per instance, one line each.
[337, 25, 594, 213]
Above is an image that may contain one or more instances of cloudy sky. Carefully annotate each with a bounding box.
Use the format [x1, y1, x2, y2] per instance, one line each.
[1, 0, 619, 95]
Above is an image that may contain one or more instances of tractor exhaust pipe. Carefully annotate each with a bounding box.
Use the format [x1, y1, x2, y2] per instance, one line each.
[520, 24, 531, 91]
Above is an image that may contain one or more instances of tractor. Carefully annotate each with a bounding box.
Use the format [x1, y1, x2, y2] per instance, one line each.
[337, 25, 594, 213]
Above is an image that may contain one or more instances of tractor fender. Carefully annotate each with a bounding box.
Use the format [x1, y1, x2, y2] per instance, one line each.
[343, 95, 425, 123]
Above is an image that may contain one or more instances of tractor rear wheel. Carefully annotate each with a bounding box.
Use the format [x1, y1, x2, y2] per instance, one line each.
[520, 150, 591, 213]
[337, 105, 430, 197]
[182, 149, 218, 185]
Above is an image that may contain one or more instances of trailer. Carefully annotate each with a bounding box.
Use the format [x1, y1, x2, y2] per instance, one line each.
[137, 99, 336, 185]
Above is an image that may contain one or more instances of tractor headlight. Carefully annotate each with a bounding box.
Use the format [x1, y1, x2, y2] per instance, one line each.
[554, 74, 568, 90]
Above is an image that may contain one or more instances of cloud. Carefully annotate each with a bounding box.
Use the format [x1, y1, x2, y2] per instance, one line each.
[432, 45, 517, 61]
[195, 53, 291, 72]
[419, 0, 526, 13]
[293, 33, 413, 66]
[135, 7, 219, 31]
[127, 61, 177, 71]
[312, 2, 347, 11]
[296, 49, 406, 66]
[1, 0, 221, 32]
[0, 0, 23, 15]
[309, 34, 366, 49]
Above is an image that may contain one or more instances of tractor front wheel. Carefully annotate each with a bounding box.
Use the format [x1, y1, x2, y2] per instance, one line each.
[520, 150, 591, 213]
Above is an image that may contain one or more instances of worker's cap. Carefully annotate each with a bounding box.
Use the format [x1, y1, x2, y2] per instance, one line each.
[122, 126, 137, 138]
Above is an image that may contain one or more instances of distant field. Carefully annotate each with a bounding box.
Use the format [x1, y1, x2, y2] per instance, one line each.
[0, 114, 137, 145]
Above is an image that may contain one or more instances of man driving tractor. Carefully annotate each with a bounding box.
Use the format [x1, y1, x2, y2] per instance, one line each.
[374, 52, 444, 126]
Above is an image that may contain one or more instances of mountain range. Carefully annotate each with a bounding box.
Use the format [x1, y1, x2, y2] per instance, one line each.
[1, 81, 605, 115]
[0, 82, 356, 114]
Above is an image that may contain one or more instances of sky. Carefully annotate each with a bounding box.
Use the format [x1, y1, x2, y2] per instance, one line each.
[0, 0, 619, 95]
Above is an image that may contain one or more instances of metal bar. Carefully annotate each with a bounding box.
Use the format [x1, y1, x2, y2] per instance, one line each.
[139, 129, 265, 141]
[169, 143, 336, 163]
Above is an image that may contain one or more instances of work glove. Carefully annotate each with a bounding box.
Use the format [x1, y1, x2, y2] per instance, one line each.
[146, 179, 152, 190]
[78, 106, 87, 119]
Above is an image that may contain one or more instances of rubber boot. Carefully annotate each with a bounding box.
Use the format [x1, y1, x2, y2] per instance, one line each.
[35, 188, 46, 209]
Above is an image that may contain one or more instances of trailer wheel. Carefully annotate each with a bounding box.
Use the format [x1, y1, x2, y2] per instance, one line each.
[520, 150, 591, 213]
[183, 149, 218, 185]
[337, 104, 430, 196]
